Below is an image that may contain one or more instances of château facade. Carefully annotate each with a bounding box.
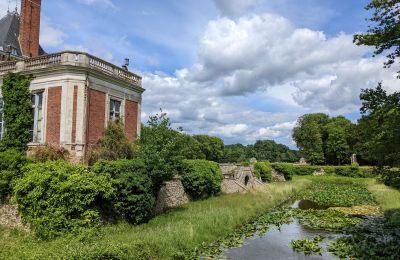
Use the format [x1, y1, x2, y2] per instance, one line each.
[0, 0, 144, 162]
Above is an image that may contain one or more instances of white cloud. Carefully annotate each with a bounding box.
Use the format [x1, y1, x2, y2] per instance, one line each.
[40, 17, 66, 48]
[139, 12, 397, 147]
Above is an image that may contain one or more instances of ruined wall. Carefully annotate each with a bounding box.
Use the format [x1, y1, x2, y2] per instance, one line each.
[0, 204, 29, 231]
[220, 164, 264, 194]
[155, 176, 190, 214]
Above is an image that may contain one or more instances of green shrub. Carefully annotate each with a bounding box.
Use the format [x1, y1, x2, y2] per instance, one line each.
[30, 145, 69, 162]
[380, 167, 400, 189]
[14, 161, 113, 238]
[92, 159, 155, 224]
[88, 121, 136, 165]
[254, 162, 272, 182]
[0, 149, 30, 202]
[181, 160, 223, 199]
[271, 163, 373, 179]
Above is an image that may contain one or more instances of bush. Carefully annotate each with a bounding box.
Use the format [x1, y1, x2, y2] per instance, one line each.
[30, 145, 69, 162]
[380, 167, 400, 189]
[254, 162, 272, 182]
[14, 161, 113, 238]
[91, 159, 155, 224]
[271, 163, 373, 179]
[88, 121, 136, 165]
[181, 160, 223, 199]
[0, 149, 30, 202]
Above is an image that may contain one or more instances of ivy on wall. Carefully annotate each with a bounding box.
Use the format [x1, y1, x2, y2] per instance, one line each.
[0, 73, 33, 152]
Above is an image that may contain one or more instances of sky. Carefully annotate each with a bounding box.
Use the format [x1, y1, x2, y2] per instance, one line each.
[0, 0, 398, 148]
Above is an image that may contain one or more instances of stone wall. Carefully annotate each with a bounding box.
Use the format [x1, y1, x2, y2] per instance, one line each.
[155, 176, 190, 214]
[0, 204, 29, 231]
[220, 164, 265, 194]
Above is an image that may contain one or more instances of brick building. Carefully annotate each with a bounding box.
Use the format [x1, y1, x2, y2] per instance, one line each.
[0, 0, 144, 162]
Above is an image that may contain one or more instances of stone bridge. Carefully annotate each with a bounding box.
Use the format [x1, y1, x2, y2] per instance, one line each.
[220, 164, 264, 193]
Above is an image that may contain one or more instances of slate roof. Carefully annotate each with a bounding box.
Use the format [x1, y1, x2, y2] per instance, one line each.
[0, 11, 22, 56]
[0, 11, 46, 58]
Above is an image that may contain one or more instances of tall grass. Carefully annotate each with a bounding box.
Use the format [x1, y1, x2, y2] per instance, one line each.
[0, 179, 310, 259]
[366, 179, 400, 210]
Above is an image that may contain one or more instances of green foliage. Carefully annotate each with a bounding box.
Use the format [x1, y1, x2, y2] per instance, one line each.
[294, 209, 360, 231]
[325, 116, 352, 165]
[30, 145, 70, 162]
[254, 161, 272, 182]
[379, 167, 400, 189]
[221, 144, 247, 163]
[292, 113, 329, 165]
[290, 236, 323, 255]
[14, 161, 114, 238]
[193, 135, 224, 162]
[329, 218, 400, 260]
[299, 181, 376, 207]
[354, 0, 400, 77]
[271, 163, 373, 178]
[88, 121, 136, 165]
[0, 149, 30, 202]
[91, 159, 155, 224]
[246, 140, 299, 163]
[355, 84, 400, 166]
[0, 73, 33, 152]
[139, 111, 204, 188]
[181, 160, 223, 199]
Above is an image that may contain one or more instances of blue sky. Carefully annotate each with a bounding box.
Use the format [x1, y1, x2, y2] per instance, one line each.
[0, 0, 397, 148]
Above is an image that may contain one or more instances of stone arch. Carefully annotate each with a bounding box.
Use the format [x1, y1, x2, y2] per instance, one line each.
[244, 175, 250, 186]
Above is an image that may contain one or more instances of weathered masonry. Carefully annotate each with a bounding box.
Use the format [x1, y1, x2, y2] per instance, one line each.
[0, 1, 144, 162]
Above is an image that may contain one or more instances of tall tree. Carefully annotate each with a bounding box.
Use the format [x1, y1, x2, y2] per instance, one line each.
[325, 116, 353, 165]
[354, 0, 400, 77]
[193, 135, 224, 162]
[355, 84, 400, 166]
[292, 113, 329, 165]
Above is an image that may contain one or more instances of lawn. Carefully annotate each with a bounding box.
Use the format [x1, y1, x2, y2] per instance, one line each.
[0, 179, 310, 259]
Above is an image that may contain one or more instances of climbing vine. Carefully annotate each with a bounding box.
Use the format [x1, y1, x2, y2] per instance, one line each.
[0, 73, 33, 152]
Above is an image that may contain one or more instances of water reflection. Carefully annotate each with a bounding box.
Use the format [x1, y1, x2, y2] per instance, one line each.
[225, 201, 340, 260]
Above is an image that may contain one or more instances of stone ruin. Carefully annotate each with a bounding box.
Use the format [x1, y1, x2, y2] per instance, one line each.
[220, 164, 265, 193]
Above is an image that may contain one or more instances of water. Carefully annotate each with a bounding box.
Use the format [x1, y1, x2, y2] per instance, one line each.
[225, 201, 341, 260]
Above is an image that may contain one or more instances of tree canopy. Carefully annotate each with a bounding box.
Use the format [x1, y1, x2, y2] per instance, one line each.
[354, 0, 400, 77]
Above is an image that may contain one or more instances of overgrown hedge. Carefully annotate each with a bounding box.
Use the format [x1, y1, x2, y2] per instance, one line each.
[14, 161, 113, 238]
[92, 159, 155, 224]
[254, 162, 272, 182]
[379, 168, 400, 189]
[0, 149, 30, 202]
[181, 160, 223, 199]
[271, 163, 374, 179]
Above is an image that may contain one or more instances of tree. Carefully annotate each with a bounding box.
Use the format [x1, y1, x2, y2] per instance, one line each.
[247, 140, 299, 163]
[292, 113, 329, 165]
[355, 84, 400, 166]
[193, 135, 224, 162]
[0, 73, 33, 152]
[354, 0, 400, 77]
[221, 144, 247, 163]
[325, 117, 352, 165]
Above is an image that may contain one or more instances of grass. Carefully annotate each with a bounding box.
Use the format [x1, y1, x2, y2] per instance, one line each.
[365, 178, 400, 211]
[0, 179, 311, 259]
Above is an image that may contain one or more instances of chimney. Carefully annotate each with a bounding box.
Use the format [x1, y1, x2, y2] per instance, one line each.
[19, 0, 42, 58]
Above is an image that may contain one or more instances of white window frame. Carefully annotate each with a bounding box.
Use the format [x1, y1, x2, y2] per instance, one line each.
[31, 91, 44, 143]
[0, 98, 4, 140]
[109, 98, 122, 122]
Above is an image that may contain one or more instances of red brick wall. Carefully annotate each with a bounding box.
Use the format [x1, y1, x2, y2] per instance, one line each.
[71, 86, 78, 143]
[46, 87, 62, 146]
[125, 100, 138, 141]
[20, 0, 42, 57]
[88, 89, 106, 144]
